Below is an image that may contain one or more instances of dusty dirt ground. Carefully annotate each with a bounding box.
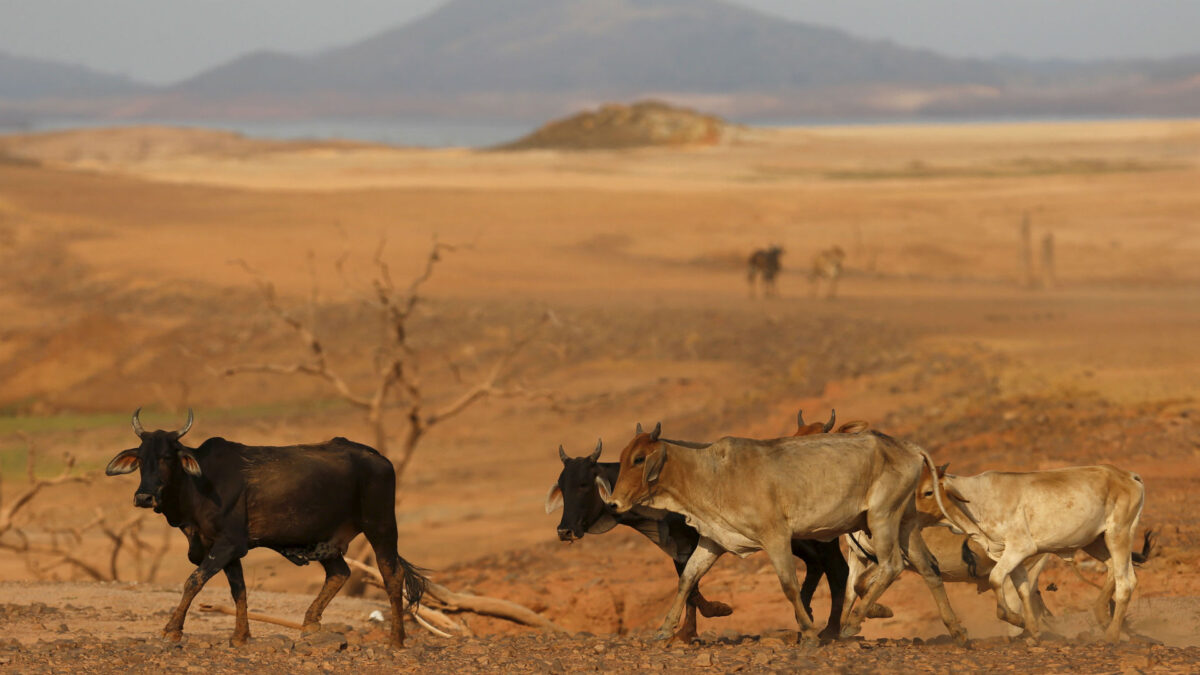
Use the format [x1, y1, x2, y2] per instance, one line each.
[1, 119, 1200, 672]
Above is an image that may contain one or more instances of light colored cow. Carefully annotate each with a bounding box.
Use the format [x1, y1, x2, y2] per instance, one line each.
[601, 425, 967, 646]
[809, 245, 845, 299]
[916, 464, 1144, 642]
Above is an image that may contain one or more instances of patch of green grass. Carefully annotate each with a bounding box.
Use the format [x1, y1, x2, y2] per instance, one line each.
[0, 399, 357, 479]
[0, 399, 354, 436]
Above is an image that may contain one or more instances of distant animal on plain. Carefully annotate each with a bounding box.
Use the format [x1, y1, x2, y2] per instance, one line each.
[105, 409, 426, 647]
[809, 246, 846, 299]
[747, 245, 784, 298]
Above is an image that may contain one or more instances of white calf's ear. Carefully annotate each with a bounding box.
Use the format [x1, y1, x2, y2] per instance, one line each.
[545, 484, 563, 514]
[178, 450, 202, 477]
[105, 448, 140, 476]
[595, 475, 612, 503]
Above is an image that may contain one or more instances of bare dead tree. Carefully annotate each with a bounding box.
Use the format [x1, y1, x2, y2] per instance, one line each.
[0, 438, 172, 583]
[222, 237, 562, 630]
[226, 237, 553, 482]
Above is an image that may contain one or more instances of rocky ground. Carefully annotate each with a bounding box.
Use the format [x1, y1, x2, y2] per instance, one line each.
[3, 622, 1197, 674]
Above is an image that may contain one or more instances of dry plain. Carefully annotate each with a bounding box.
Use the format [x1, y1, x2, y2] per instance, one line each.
[1, 119, 1199, 672]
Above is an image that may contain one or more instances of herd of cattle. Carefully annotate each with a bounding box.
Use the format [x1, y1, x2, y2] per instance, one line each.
[547, 410, 1150, 647]
[103, 407, 1150, 650]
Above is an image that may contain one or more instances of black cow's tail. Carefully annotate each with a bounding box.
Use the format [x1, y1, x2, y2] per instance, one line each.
[961, 540, 980, 578]
[1132, 530, 1156, 566]
[399, 556, 430, 612]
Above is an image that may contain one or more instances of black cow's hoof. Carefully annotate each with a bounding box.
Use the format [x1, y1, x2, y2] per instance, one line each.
[818, 626, 841, 641]
[698, 600, 733, 618]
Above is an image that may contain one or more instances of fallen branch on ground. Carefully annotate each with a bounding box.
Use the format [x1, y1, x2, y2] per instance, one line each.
[198, 603, 303, 630]
[345, 556, 565, 634]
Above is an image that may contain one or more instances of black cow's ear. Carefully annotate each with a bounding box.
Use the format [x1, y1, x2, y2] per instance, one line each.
[644, 446, 667, 484]
[179, 450, 202, 477]
[545, 484, 563, 514]
[595, 474, 613, 502]
[105, 448, 140, 476]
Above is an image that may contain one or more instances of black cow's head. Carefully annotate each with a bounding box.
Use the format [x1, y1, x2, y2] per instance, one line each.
[105, 408, 201, 511]
[545, 440, 613, 542]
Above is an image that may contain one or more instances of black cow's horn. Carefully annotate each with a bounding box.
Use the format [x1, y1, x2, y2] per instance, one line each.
[636, 422, 643, 435]
[177, 408, 194, 438]
[131, 407, 146, 437]
[589, 438, 602, 461]
[650, 422, 661, 441]
[823, 409, 837, 433]
[796, 409, 805, 427]
[559, 444, 569, 463]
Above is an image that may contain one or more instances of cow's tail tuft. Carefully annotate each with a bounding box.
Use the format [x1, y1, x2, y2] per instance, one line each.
[1132, 530, 1156, 566]
[961, 540, 980, 578]
[399, 556, 429, 612]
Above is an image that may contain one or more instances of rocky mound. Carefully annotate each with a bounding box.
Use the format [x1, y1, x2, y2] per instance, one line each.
[499, 100, 731, 150]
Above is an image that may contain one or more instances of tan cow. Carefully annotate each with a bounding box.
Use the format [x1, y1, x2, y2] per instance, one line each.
[916, 464, 1144, 642]
[602, 424, 966, 646]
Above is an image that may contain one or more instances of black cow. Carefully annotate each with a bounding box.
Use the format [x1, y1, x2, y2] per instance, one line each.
[748, 245, 784, 298]
[105, 409, 426, 647]
[547, 438, 848, 642]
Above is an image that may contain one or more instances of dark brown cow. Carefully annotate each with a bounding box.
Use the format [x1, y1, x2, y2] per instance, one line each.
[106, 409, 426, 647]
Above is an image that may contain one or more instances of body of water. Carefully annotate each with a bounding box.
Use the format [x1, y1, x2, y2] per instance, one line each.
[15, 117, 539, 149]
[7, 113, 1189, 149]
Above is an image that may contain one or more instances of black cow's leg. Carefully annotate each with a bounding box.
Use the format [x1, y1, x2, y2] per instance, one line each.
[791, 542, 822, 620]
[223, 559, 250, 646]
[163, 540, 241, 641]
[302, 557, 351, 633]
[370, 543, 408, 648]
[817, 540, 849, 640]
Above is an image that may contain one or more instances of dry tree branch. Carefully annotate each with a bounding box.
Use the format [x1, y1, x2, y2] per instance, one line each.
[342, 556, 566, 634]
[0, 439, 88, 537]
[226, 237, 552, 483]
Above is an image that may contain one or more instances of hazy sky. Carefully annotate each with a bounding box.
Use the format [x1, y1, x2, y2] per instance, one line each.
[1, 0, 1197, 84]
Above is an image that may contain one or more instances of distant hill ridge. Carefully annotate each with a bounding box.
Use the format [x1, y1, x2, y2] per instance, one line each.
[2, 0, 1199, 121]
[178, 0, 1002, 96]
[0, 50, 146, 100]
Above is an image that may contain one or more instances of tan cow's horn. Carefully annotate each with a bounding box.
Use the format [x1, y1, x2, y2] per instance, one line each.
[823, 409, 837, 433]
[131, 407, 146, 437]
[177, 408, 194, 438]
[559, 444, 569, 463]
[589, 438, 602, 462]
